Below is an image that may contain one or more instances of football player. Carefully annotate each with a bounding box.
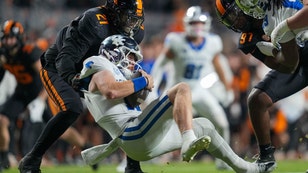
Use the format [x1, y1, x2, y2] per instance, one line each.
[80, 34, 275, 173]
[215, 0, 308, 171]
[234, 0, 303, 73]
[150, 6, 234, 169]
[18, 0, 146, 173]
[0, 20, 45, 171]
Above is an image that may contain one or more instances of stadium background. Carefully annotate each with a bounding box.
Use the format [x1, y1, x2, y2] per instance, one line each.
[1, 0, 308, 172]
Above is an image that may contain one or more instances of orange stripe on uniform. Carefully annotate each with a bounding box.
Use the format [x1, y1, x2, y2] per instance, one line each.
[48, 97, 60, 116]
[40, 69, 67, 111]
[216, 0, 226, 15]
[136, 0, 143, 17]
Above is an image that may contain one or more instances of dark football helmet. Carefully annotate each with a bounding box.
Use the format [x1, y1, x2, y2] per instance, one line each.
[1, 20, 24, 50]
[99, 34, 143, 78]
[106, 0, 144, 36]
[215, 0, 258, 32]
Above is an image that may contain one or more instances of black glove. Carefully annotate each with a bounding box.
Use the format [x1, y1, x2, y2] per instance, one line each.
[70, 73, 81, 90]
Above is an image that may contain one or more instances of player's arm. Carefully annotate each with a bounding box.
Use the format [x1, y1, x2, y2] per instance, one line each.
[282, 0, 308, 30]
[56, 11, 101, 85]
[89, 69, 152, 99]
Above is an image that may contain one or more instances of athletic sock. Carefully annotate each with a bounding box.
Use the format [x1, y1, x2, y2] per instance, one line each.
[206, 127, 256, 172]
[182, 129, 196, 143]
[259, 144, 272, 156]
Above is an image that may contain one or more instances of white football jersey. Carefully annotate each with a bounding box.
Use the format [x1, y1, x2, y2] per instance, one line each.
[80, 55, 141, 138]
[263, 0, 303, 42]
[164, 32, 223, 89]
[0, 71, 16, 105]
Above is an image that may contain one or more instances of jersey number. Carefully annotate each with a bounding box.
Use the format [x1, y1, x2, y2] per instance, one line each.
[184, 64, 203, 79]
[240, 32, 254, 45]
[3, 64, 33, 84]
[96, 14, 108, 25]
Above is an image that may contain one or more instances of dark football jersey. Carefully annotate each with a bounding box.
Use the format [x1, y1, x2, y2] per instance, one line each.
[2, 44, 42, 90]
[238, 28, 308, 66]
[43, 6, 145, 83]
[238, 28, 267, 62]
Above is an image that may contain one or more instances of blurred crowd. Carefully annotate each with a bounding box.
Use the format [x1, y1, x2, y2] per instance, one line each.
[1, 0, 308, 169]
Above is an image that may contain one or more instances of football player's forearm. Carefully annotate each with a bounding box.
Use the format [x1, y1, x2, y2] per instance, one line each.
[287, 6, 308, 30]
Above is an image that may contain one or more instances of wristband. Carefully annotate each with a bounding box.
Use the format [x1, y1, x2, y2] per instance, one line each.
[132, 77, 147, 92]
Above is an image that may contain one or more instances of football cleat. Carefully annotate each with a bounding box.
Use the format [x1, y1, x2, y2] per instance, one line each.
[253, 146, 276, 173]
[18, 154, 42, 173]
[182, 135, 211, 162]
[254, 146, 276, 163]
[256, 161, 277, 173]
[124, 167, 145, 173]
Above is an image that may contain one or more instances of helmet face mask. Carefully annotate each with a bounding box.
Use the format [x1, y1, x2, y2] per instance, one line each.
[183, 6, 212, 37]
[99, 35, 143, 79]
[107, 0, 144, 36]
[118, 9, 144, 35]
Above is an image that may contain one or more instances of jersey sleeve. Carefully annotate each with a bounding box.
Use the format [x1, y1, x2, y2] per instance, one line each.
[238, 31, 266, 62]
[55, 8, 109, 84]
[80, 56, 110, 79]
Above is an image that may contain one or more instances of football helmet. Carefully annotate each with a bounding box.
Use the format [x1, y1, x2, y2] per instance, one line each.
[99, 34, 143, 78]
[183, 6, 212, 37]
[106, 0, 144, 36]
[1, 20, 24, 50]
[215, 0, 258, 32]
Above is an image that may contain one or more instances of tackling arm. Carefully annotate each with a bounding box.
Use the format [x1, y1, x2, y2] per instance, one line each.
[89, 69, 153, 99]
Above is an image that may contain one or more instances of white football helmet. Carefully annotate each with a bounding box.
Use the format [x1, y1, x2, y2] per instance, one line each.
[99, 34, 143, 79]
[183, 6, 212, 37]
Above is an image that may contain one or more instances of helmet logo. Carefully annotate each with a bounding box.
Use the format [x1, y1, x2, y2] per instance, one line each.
[112, 36, 125, 46]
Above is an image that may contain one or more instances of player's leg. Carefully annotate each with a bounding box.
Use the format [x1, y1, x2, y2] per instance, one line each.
[19, 70, 84, 173]
[247, 69, 308, 166]
[192, 89, 231, 169]
[192, 89, 230, 144]
[121, 83, 210, 162]
[0, 95, 31, 170]
[162, 83, 210, 162]
[193, 117, 276, 173]
[248, 88, 276, 163]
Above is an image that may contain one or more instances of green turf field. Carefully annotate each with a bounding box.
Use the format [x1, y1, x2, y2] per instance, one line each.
[4, 160, 308, 173]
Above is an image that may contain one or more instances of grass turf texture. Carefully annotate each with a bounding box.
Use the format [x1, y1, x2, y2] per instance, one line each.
[4, 160, 308, 173]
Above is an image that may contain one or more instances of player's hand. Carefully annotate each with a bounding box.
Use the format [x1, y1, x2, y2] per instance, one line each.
[271, 19, 290, 48]
[70, 73, 81, 90]
[139, 70, 154, 91]
[256, 41, 279, 57]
